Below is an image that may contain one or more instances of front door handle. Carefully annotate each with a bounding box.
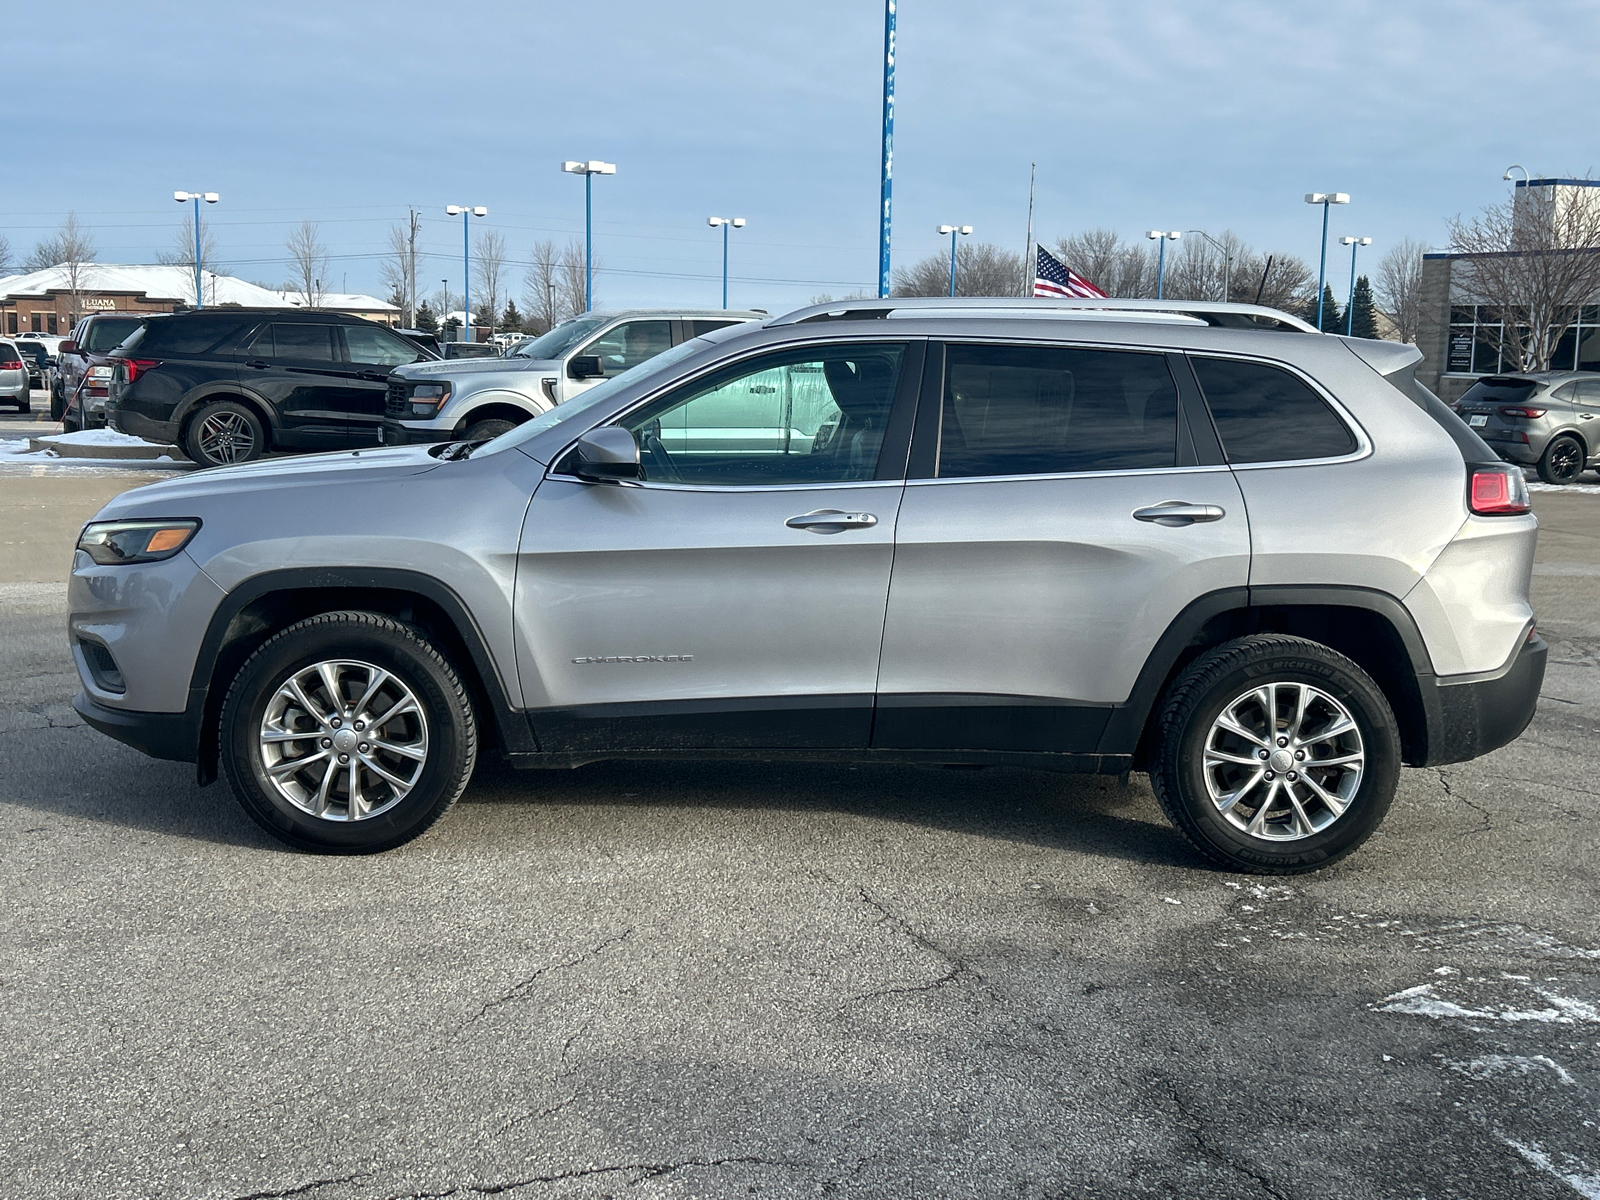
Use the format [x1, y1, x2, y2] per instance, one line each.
[356, 370, 387, 382]
[244, 359, 269, 370]
[1133, 501, 1226, 526]
[785, 509, 878, 534]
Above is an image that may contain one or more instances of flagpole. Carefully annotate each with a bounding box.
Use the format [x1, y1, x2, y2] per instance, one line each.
[1022, 162, 1036, 296]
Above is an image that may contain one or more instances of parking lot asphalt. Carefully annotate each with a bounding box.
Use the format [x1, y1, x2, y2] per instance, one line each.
[1, 473, 1597, 1200]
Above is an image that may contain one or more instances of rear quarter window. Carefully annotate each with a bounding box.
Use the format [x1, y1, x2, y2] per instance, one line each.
[125, 316, 249, 357]
[1191, 356, 1357, 464]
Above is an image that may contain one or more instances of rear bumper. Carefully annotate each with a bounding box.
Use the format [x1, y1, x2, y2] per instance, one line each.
[1421, 632, 1547, 766]
[110, 407, 180, 444]
[73, 691, 199, 763]
[380, 419, 453, 446]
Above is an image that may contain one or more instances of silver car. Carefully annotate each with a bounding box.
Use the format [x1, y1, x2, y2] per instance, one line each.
[70, 298, 1544, 872]
[0, 340, 31, 410]
[381, 309, 763, 445]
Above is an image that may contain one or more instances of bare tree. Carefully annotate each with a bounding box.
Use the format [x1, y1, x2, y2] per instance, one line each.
[1052, 230, 1153, 298]
[28, 214, 96, 318]
[522, 240, 563, 333]
[1230, 251, 1314, 312]
[285, 221, 329, 309]
[893, 242, 1025, 297]
[473, 229, 509, 336]
[0, 233, 12, 276]
[379, 209, 422, 327]
[1448, 182, 1600, 371]
[1375, 237, 1427, 345]
[156, 212, 226, 304]
[558, 238, 592, 318]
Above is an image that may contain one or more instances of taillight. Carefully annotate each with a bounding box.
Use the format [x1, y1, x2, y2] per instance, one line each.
[1469, 466, 1532, 515]
[0, 358, 22, 370]
[1499, 406, 1547, 418]
[122, 358, 161, 384]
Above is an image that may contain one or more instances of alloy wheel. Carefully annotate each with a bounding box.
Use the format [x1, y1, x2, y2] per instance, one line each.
[197, 411, 256, 464]
[1548, 439, 1582, 483]
[257, 659, 429, 821]
[1201, 681, 1365, 842]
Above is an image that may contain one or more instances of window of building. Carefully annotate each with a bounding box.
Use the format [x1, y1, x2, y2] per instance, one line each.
[935, 344, 1179, 478]
[30, 313, 41, 333]
[1191, 356, 1357, 463]
[5, 313, 15, 335]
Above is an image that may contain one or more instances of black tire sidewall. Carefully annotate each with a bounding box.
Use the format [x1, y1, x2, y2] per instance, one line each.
[463, 419, 516, 441]
[1540, 436, 1582, 485]
[185, 400, 265, 466]
[220, 617, 474, 853]
[1160, 645, 1400, 872]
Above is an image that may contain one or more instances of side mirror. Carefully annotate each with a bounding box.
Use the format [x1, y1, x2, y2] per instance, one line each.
[571, 427, 641, 482]
[567, 354, 603, 380]
[59, 340, 78, 355]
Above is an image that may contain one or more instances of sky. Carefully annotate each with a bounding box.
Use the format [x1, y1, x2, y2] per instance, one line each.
[9, 0, 1598, 315]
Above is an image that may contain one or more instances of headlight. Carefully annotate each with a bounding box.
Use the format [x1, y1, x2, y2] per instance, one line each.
[409, 382, 451, 417]
[77, 519, 200, 565]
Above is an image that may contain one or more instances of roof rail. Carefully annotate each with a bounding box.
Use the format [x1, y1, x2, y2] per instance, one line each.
[768, 296, 1319, 333]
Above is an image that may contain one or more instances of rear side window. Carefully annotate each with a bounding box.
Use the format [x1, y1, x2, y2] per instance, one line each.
[254, 324, 337, 361]
[1191, 357, 1356, 463]
[937, 343, 1178, 478]
[127, 316, 248, 357]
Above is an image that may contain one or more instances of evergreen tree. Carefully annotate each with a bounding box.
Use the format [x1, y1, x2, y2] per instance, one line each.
[1347, 275, 1379, 339]
[1316, 284, 1344, 333]
[502, 299, 524, 332]
[441, 315, 461, 337]
[414, 301, 438, 333]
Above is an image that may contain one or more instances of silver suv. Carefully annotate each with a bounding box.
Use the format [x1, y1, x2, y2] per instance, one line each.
[1453, 371, 1600, 484]
[69, 298, 1545, 872]
[380, 309, 762, 445]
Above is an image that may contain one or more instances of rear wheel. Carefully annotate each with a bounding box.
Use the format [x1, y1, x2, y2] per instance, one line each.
[184, 399, 265, 466]
[1538, 435, 1584, 485]
[1150, 634, 1400, 874]
[219, 611, 478, 853]
[462, 417, 517, 442]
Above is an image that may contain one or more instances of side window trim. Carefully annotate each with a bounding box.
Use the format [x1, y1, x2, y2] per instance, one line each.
[1168, 352, 1226, 468]
[1186, 351, 1371, 469]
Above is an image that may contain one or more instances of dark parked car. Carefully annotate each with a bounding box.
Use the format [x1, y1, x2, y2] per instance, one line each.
[14, 340, 50, 390]
[55, 313, 147, 422]
[1454, 372, 1600, 484]
[107, 309, 439, 466]
[441, 340, 500, 360]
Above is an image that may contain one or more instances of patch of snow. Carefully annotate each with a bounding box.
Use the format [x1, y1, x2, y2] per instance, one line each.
[1376, 981, 1600, 1025]
[1162, 897, 1181, 906]
[0, 438, 34, 455]
[1450, 1055, 1575, 1085]
[1528, 481, 1600, 495]
[44, 428, 158, 447]
[1501, 1139, 1600, 1200]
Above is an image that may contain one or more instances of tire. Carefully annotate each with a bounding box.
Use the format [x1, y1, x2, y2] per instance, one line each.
[17, 398, 29, 414]
[183, 399, 265, 466]
[462, 417, 517, 442]
[62, 412, 81, 433]
[1537, 435, 1585, 485]
[49, 387, 65, 422]
[1149, 634, 1401, 875]
[219, 611, 478, 854]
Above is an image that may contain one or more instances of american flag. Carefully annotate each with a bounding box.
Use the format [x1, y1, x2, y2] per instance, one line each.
[1033, 246, 1108, 299]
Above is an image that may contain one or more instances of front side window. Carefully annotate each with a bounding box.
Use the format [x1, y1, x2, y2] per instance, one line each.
[1191, 356, 1357, 464]
[617, 343, 905, 486]
[259, 324, 337, 362]
[344, 324, 421, 367]
[585, 320, 672, 375]
[936, 344, 1179, 478]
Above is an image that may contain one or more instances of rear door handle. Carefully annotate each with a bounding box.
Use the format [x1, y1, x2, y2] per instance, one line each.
[785, 509, 878, 534]
[1133, 502, 1226, 526]
[244, 359, 269, 370]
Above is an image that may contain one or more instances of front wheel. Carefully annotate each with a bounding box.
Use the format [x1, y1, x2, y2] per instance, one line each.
[1537, 435, 1585, 485]
[219, 611, 478, 853]
[184, 400, 265, 466]
[50, 386, 65, 422]
[1150, 634, 1400, 874]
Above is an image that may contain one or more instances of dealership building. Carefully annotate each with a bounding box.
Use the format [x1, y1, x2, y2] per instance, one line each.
[1416, 179, 1600, 402]
[0, 263, 397, 335]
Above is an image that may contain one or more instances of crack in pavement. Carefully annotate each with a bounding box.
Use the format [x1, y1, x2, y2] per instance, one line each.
[463, 930, 633, 1028]
[845, 887, 991, 1004]
[489, 1019, 594, 1139]
[1166, 1085, 1293, 1200]
[231, 1173, 368, 1200]
[1434, 767, 1492, 835]
[367, 1156, 810, 1198]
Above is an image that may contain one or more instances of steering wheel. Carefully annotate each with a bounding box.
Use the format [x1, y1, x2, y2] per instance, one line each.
[641, 430, 681, 482]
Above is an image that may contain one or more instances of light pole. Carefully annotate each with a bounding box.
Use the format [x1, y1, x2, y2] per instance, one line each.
[1503, 164, 1531, 186]
[1187, 230, 1233, 302]
[561, 160, 616, 312]
[441, 279, 448, 334]
[938, 225, 972, 296]
[445, 205, 487, 342]
[172, 191, 219, 309]
[707, 217, 746, 309]
[1340, 236, 1373, 336]
[878, 0, 896, 298]
[1304, 192, 1350, 330]
[1146, 230, 1181, 299]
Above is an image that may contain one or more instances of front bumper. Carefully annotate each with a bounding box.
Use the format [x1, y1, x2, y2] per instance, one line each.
[73, 691, 200, 762]
[380, 419, 454, 446]
[1421, 631, 1547, 766]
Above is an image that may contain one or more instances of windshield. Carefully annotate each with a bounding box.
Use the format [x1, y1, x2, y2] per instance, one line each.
[484, 336, 712, 456]
[85, 318, 144, 352]
[512, 317, 607, 360]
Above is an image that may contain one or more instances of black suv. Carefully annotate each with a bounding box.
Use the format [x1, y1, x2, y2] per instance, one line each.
[107, 310, 437, 466]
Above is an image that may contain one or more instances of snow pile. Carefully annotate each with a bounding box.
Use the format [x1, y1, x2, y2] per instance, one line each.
[44, 428, 159, 447]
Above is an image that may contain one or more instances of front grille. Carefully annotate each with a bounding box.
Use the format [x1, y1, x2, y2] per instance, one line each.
[385, 379, 408, 417]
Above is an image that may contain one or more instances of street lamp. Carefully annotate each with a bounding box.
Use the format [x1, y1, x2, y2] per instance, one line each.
[1187, 230, 1232, 302]
[1503, 164, 1531, 186]
[561, 160, 617, 312]
[173, 191, 219, 309]
[938, 224, 972, 296]
[1146, 230, 1181, 300]
[707, 217, 746, 310]
[1340, 236, 1373, 336]
[1304, 192, 1350, 330]
[445, 205, 487, 343]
